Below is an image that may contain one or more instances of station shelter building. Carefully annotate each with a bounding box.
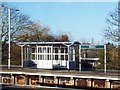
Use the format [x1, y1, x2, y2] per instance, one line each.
[17, 42, 80, 70]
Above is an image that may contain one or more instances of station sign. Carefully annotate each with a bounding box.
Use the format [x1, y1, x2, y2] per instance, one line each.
[81, 45, 104, 49]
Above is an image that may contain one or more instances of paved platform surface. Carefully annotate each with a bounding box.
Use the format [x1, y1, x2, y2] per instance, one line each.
[1, 66, 120, 79]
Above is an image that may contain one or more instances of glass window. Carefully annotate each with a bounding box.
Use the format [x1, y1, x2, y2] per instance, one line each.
[61, 48, 64, 53]
[23, 47, 27, 60]
[27, 48, 31, 60]
[39, 47, 42, 53]
[42, 55, 44, 60]
[49, 55, 51, 60]
[53, 48, 55, 53]
[61, 55, 64, 60]
[49, 48, 51, 53]
[32, 54, 35, 60]
[53, 55, 55, 60]
[39, 55, 42, 60]
[55, 48, 58, 53]
[55, 55, 58, 60]
[47, 47, 51, 53]
[65, 48, 68, 53]
[70, 54, 73, 61]
[47, 48, 49, 53]
[43, 47, 46, 53]
[47, 55, 49, 60]
[32, 47, 36, 53]
[47, 55, 51, 60]
[44, 55, 47, 60]
[65, 55, 68, 61]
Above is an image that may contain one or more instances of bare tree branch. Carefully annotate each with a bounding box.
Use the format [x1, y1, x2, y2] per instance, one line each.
[104, 2, 120, 42]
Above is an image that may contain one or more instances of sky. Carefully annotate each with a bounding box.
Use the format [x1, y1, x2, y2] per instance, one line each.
[8, 2, 117, 44]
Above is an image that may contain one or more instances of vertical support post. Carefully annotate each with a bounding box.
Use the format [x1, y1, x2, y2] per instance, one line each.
[27, 46, 28, 62]
[8, 8, 11, 69]
[27, 45, 30, 67]
[51, 45, 53, 68]
[24, 47, 26, 68]
[21, 45, 24, 68]
[67, 45, 70, 70]
[30, 46, 32, 61]
[29, 76, 31, 85]
[34, 47, 36, 60]
[36, 45, 38, 68]
[54, 76, 58, 86]
[105, 79, 110, 88]
[79, 45, 81, 72]
[53, 46, 55, 64]
[87, 79, 92, 88]
[39, 76, 42, 84]
[0, 4, 2, 88]
[104, 44, 107, 74]
[11, 74, 14, 84]
[70, 77, 74, 86]
[91, 79, 94, 88]
[58, 47, 60, 66]
[0, 4, 2, 77]
[118, 1, 120, 41]
[118, 1, 120, 76]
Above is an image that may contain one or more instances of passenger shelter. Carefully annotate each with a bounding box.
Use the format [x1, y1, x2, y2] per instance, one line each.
[17, 42, 80, 70]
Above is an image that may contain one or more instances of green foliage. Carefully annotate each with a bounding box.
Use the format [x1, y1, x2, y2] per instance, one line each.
[2, 42, 21, 65]
[96, 44, 119, 70]
[96, 49, 104, 69]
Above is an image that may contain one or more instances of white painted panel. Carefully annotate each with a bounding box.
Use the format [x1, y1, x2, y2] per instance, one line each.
[37, 60, 52, 69]
[61, 61, 67, 66]
[53, 60, 59, 65]
[53, 60, 67, 67]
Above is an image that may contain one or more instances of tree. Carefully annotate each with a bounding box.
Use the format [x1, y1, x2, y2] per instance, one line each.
[2, 4, 34, 43]
[2, 4, 35, 49]
[103, 2, 120, 70]
[2, 42, 21, 65]
[0, 3, 2, 66]
[107, 44, 119, 70]
[54, 34, 70, 42]
[1, 4, 38, 64]
[97, 43, 119, 70]
[104, 2, 120, 42]
[16, 21, 70, 42]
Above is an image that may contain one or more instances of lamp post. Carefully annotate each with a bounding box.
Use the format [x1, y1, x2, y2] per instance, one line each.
[2, 5, 19, 69]
[8, 8, 19, 69]
[0, 4, 2, 71]
[104, 44, 106, 74]
[8, 8, 11, 69]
